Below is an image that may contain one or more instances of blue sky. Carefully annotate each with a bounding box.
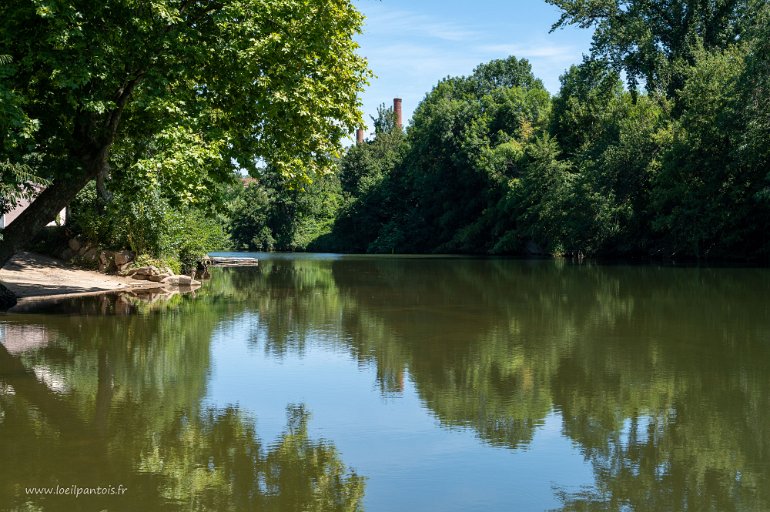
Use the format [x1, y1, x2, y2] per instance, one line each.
[352, 0, 594, 135]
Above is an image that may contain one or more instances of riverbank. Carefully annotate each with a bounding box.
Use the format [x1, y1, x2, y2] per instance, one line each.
[0, 252, 172, 306]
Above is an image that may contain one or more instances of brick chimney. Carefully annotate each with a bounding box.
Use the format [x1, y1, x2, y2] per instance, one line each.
[393, 98, 402, 131]
[356, 128, 364, 145]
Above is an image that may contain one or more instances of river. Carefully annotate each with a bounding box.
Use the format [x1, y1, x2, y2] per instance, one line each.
[1, 253, 769, 511]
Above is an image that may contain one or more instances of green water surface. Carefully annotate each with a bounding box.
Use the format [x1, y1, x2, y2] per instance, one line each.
[1, 254, 769, 511]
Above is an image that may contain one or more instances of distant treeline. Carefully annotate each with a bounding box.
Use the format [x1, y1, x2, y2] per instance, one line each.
[229, 0, 770, 261]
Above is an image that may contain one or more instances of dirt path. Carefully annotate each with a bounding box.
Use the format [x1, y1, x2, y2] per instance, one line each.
[0, 252, 158, 300]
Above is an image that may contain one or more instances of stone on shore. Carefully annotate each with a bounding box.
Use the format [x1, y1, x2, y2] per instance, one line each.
[98, 251, 117, 273]
[81, 247, 99, 264]
[114, 250, 134, 266]
[128, 266, 157, 278]
[161, 275, 201, 286]
[126, 266, 196, 287]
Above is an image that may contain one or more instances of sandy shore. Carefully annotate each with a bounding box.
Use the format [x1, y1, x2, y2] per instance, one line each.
[0, 251, 161, 301]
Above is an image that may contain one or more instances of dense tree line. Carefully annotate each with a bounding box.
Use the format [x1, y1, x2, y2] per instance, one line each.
[233, 0, 770, 261]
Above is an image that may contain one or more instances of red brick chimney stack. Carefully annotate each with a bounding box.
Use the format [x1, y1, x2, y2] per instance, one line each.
[356, 128, 364, 145]
[394, 98, 403, 131]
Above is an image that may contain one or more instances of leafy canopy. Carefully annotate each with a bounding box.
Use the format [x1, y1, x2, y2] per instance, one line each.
[547, 0, 756, 95]
[0, 0, 371, 184]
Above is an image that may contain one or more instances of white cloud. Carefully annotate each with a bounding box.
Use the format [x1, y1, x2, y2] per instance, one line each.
[479, 43, 578, 62]
[363, 8, 479, 42]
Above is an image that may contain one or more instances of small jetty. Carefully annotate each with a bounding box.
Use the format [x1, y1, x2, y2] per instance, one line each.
[207, 256, 259, 267]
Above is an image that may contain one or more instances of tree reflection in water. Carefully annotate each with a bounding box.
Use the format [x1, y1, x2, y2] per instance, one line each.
[212, 257, 770, 511]
[3, 257, 770, 511]
[0, 291, 364, 512]
[138, 405, 364, 512]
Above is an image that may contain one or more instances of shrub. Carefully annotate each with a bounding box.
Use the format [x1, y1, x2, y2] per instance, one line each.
[70, 184, 230, 272]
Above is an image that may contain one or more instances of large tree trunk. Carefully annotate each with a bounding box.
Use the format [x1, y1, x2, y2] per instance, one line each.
[0, 155, 104, 268]
[0, 79, 137, 269]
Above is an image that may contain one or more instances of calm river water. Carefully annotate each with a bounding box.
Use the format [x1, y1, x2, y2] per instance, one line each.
[1, 253, 769, 511]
